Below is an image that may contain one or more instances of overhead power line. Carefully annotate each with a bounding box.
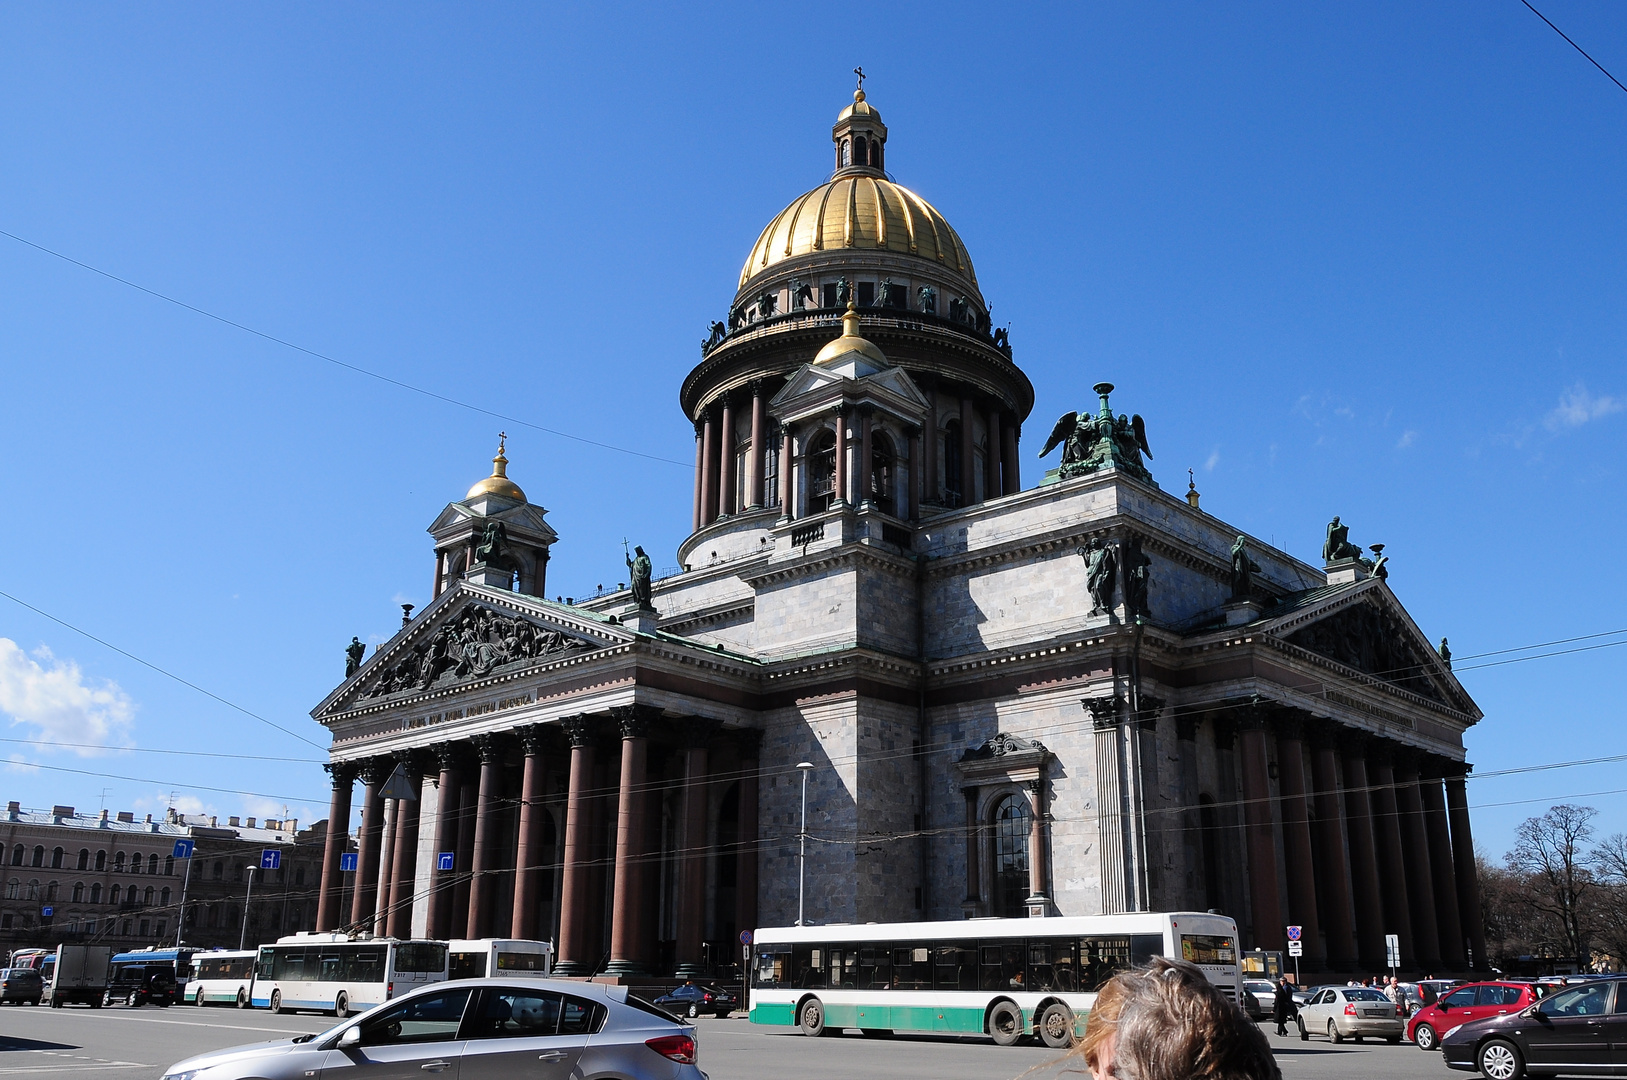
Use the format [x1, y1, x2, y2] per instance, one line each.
[1519, 0, 1627, 97]
[0, 228, 693, 469]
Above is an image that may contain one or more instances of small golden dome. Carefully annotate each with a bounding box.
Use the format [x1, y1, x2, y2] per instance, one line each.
[813, 303, 889, 367]
[837, 86, 880, 124]
[465, 434, 527, 502]
[738, 174, 977, 291]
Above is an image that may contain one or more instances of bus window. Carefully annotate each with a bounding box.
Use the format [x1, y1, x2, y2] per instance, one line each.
[980, 943, 1024, 991]
[393, 943, 447, 975]
[934, 945, 976, 991]
[450, 951, 486, 979]
[893, 946, 930, 990]
[792, 945, 826, 989]
[828, 948, 858, 989]
[494, 949, 544, 972]
[753, 947, 789, 987]
[1028, 940, 1077, 992]
[1180, 934, 1236, 966]
[859, 946, 891, 990]
[1081, 937, 1132, 992]
[1130, 934, 1164, 966]
[349, 946, 386, 983]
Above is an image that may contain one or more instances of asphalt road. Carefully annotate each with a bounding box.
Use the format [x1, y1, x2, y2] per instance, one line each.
[0, 1002, 1466, 1080]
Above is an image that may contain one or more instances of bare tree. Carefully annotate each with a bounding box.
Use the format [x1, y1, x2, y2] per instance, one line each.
[1590, 833, 1627, 970]
[1507, 804, 1598, 970]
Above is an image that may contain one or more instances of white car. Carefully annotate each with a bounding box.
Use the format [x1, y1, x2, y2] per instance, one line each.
[1242, 980, 1276, 1019]
[1295, 985, 1404, 1043]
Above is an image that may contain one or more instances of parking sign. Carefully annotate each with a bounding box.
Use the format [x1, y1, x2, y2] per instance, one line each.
[437, 852, 455, 872]
[339, 852, 358, 872]
[1286, 925, 1301, 942]
[173, 839, 195, 859]
[40, 906, 53, 918]
[260, 849, 281, 870]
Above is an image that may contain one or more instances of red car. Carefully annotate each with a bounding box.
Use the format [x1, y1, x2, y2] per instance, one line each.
[1407, 981, 1539, 1051]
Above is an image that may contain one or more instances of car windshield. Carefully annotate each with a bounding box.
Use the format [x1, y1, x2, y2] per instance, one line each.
[1344, 989, 1388, 1001]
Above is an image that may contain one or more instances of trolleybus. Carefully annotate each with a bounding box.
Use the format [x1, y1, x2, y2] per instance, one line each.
[447, 938, 553, 980]
[251, 933, 447, 1016]
[186, 949, 258, 1006]
[748, 911, 1239, 1047]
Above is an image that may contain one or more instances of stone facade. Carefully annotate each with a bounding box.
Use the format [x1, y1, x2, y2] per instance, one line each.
[313, 88, 1488, 978]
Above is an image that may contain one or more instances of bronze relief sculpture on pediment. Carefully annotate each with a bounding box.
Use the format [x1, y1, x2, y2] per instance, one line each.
[1285, 602, 1442, 702]
[362, 604, 591, 700]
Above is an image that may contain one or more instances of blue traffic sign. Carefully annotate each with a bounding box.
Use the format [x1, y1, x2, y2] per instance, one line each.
[339, 853, 358, 872]
[437, 852, 455, 872]
[1286, 925, 1302, 942]
[260, 849, 281, 870]
[41, 906, 53, 918]
[172, 839, 195, 859]
[739, 929, 753, 945]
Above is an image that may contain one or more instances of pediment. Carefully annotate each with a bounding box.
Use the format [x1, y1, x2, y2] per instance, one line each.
[859, 366, 929, 410]
[771, 363, 847, 405]
[770, 362, 929, 421]
[426, 501, 557, 545]
[1259, 582, 1471, 711]
[314, 584, 630, 719]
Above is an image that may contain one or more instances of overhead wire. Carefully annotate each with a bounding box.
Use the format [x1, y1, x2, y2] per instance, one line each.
[1519, 0, 1627, 97]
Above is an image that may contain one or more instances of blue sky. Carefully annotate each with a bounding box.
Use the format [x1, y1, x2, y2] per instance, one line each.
[0, 3, 1622, 858]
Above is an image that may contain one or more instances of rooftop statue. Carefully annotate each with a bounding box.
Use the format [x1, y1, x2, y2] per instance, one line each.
[1081, 536, 1117, 615]
[625, 543, 654, 612]
[1322, 516, 1365, 564]
[475, 520, 520, 572]
[1038, 383, 1155, 486]
[345, 636, 366, 678]
[1230, 535, 1261, 601]
[1439, 637, 1452, 670]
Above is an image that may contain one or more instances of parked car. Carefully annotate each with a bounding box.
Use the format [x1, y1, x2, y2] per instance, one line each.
[1408, 982, 1539, 1052]
[1296, 985, 1404, 1043]
[1292, 983, 1336, 1008]
[0, 968, 43, 1005]
[104, 966, 177, 1008]
[1242, 980, 1275, 1020]
[1441, 976, 1627, 1079]
[158, 978, 704, 1080]
[651, 981, 738, 1018]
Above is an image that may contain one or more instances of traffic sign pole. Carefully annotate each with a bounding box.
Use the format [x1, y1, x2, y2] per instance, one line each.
[173, 840, 195, 948]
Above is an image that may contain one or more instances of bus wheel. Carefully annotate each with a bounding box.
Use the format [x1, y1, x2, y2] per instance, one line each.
[988, 1000, 1023, 1047]
[1039, 1003, 1076, 1049]
[269, 990, 282, 1015]
[335, 992, 350, 1018]
[236, 988, 248, 1009]
[798, 997, 826, 1037]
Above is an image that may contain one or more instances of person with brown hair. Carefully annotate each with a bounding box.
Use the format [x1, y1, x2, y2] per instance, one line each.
[1077, 957, 1280, 1080]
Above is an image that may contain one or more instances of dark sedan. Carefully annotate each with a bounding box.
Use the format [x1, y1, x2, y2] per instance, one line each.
[651, 981, 738, 1019]
[1442, 976, 1627, 1079]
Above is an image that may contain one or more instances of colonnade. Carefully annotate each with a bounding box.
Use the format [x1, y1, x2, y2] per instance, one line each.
[1185, 704, 1486, 973]
[316, 712, 761, 979]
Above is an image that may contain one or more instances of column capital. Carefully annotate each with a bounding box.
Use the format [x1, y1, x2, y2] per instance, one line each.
[1134, 694, 1163, 728]
[610, 703, 662, 740]
[1273, 711, 1307, 743]
[471, 732, 507, 766]
[1441, 759, 1472, 780]
[516, 723, 549, 756]
[1391, 747, 1423, 778]
[1366, 737, 1398, 769]
[324, 760, 360, 786]
[394, 749, 428, 781]
[431, 741, 469, 774]
[1083, 694, 1122, 730]
[358, 757, 393, 787]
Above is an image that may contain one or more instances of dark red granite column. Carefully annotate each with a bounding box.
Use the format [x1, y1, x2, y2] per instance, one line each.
[691, 424, 704, 533]
[1368, 745, 1415, 968]
[1307, 726, 1356, 971]
[778, 426, 793, 519]
[1339, 733, 1386, 970]
[1237, 711, 1283, 951]
[316, 762, 356, 931]
[922, 380, 939, 503]
[385, 754, 423, 939]
[1420, 760, 1466, 970]
[606, 706, 655, 977]
[1393, 752, 1442, 971]
[1275, 716, 1324, 968]
[734, 731, 761, 947]
[465, 734, 505, 939]
[349, 759, 387, 931]
[511, 726, 548, 941]
[699, 410, 716, 528]
[833, 406, 848, 507]
[718, 395, 736, 518]
[959, 394, 975, 505]
[1002, 416, 1020, 494]
[1444, 764, 1489, 969]
[424, 745, 462, 940]
[450, 771, 479, 934]
[747, 382, 766, 510]
[674, 723, 715, 978]
[858, 409, 873, 506]
[554, 716, 599, 976]
[986, 407, 1002, 501]
[907, 429, 921, 520]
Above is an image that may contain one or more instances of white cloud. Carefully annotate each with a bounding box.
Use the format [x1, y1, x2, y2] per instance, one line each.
[1396, 430, 1417, 449]
[1546, 383, 1623, 431]
[0, 639, 134, 753]
[1204, 448, 1221, 471]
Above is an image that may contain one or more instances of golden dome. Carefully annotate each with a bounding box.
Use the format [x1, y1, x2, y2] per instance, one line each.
[837, 86, 881, 124]
[465, 434, 527, 502]
[738, 174, 977, 291]
[813, 303, 889, 367]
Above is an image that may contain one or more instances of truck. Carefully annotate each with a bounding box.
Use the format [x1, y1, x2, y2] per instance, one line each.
[49, 945, 113, 1008]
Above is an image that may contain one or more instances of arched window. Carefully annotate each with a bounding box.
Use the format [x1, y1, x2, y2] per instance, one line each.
[10, 844, 23, 866]
[113, 851, 126, 873]
[72, 882, 84, 902]
[763, 437, 780, 509]
[5, 879, 17, 900]
[874, 142, 883, 171]
[855, 136, 868, 166]
[51, 847, 63, 869]
[90, 883, 102, 904]
[295, 866, 306, 886]
[94, 850, 106, 871]
[806, 429, 838, 514]
[160, 887, 171, 906]
[27, 879, 39, 900]
[991, 793, 1032, 918]
[77, 849, 89, 871]
[841, 138, 851, 167]
[46, 881, 59, 901]
[109, 884, 121, 905]
[870, 431, 896, 510]
[944, 420, 964, 506]
[164, 856, 174, 876]
[212, 860, 224, 881]
[31, 846, 44, 867]
[147, 854, 159, 875]
[143, 886, 154, 906]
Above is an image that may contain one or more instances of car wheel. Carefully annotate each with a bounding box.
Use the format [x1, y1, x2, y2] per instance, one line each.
[127, 991, 140, 1008]
[988, 1000, 1023, 1047]
[335, 992, 349, 1018]
[1328, 1019, 1342, 1044]
[798, 997, 826, 1037]
[50, 996, 62, 1009]
[1478, 1038, 1524, 1080]
[1415, 1024, 1438, 1052]
[687, 1003, 699, 1018]
[1297, 1017, 1308, 1041]
[270, 990, 282, 1015]
[1038, 1003, 1076, 1049]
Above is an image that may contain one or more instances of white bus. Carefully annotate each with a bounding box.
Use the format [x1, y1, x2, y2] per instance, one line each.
[251, 933, 448, 1016]
[186, 949, 258, 1007]
[447, 938, 553, 980]
[749, 911, 1240, 1048]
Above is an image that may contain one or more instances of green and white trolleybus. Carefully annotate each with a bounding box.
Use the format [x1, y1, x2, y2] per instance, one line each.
[749, 911, 1240, 1047]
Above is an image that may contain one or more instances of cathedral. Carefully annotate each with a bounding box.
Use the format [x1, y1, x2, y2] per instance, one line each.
[313, 85, 1487, 978]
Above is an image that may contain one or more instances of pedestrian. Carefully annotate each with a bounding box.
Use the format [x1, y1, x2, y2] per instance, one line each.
[1077, 957, 1280, 1080]
[1272, 975, 1296, 1037]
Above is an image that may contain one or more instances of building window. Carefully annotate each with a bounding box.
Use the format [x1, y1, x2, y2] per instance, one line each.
[121, 919, 131, 936]
[46, 881, 58, 901]
[294, 866, 305, 886]
[72, 882, 84, 902]
[213, 861, 223, 881]
[95, 850, 105, 871]
[113, 852, 125, 873]
[764, 440, 780, 508]
[943, 420, 964, 506]
[143, 886, 154, 906]
[823, 282, 839, 308]
[0, 914, 10, 929]
[9, 845, 21, 866]
[806, 430, 837, 514]
[870, 431, 896, 509]
[139, 919, 151, 936]
[51, 847, 63, 869]
[31, 846, 44, 868]
[856, 281, 874, 308]
[90, 883, 102, 904]
[164, 856, 174, 876]
[146, 854, 159, 875]
[160, 887, 171, 906]
[109, 884, 121, 905]
[991, 793, 1032, 918]
[26, 880, 38, 901]
[4, 879, 16, 900]
[77, 849, 89, 871]
[155, 919, 165, 937]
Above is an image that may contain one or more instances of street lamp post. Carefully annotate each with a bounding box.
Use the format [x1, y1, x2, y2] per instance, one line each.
[240, 866, 259, 950]
[796, 761, 814, 927]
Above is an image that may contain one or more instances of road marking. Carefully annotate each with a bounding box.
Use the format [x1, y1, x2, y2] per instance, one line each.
[46, 1012, 312, 1035]
[0, 1050, 151, 1074]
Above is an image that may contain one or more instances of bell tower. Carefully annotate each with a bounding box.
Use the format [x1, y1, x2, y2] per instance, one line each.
[832, 70, 887, 175]
[426, 435, 557, 598]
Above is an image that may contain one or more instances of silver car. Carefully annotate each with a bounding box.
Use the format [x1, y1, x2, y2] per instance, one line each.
[1296, 985, 1403, 1043]
[159, 978, 706, 1080]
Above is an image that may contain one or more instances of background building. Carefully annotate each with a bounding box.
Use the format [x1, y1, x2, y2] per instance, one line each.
[314, 86, 1486, 978]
